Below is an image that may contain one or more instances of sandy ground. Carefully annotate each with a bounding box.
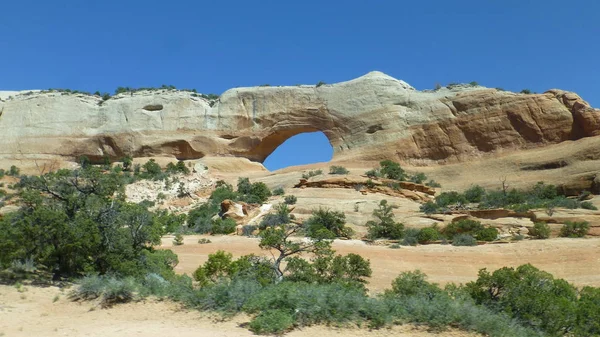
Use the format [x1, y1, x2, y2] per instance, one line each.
[165, 235, 600, 292]
[1, 236, 598, 337]
[0, 285, 478, 337]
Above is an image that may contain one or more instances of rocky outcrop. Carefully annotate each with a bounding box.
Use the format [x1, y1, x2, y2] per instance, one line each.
[293, 176, 435, 202]
[1, 72, 599, 168]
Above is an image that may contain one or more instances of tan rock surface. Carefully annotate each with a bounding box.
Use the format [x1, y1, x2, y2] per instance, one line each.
[2, 72, 599, 171]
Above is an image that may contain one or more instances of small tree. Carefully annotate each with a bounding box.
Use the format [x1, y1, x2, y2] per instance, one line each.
[531, 222, 551, 239]
[559, 221, 589, 238]
[259, 222, 333, 281]
[305, 208, 353, 238]
[379, 160, 406, 180]
[366, 200, 404, 240]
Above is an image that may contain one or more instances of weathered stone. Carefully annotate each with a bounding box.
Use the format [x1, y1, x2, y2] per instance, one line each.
[1, 72, 599, 170]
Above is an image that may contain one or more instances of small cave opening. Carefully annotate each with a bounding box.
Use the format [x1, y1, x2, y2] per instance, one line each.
[262, 131, 333, 171]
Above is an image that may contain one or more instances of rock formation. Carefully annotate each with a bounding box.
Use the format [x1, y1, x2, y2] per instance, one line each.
[1, 72, 599, 168]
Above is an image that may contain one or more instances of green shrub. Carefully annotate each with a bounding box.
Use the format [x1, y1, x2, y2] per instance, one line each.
[284, 195, 297, 205]
[464, 185, 486, 203]
[198, 238, 212, 244]
[401, 228, 420, 246]
[419, 201, 438, 214]
[466, 264, 578, 335]
[366, 200, 404, 240]
[305, 208, 353, 238]
[576, 286, 600, 336]
[409, 172, 427, 184]
[379, 160, 406, 180]
[187, 203, 220, 233]
[520, 89, 532, 94]
[417, 227, 441, 243]
[388, 270, 441, 298]
[241, 225, 258, 236]
[316, 81, 326, 87]
[559, 221, 589, 238]
[475, 227, 498, 242]
[425, 180, 442, 188]
[452, 234, 477, 246]
[301, 170, 323, 179]
[531, 222, 551, 239]
[70, 275, 106, 300]
[365, 168, 381, 178]
[272, 187, 284, 196]
[259, 204, 290, 230]
[435, 191, 467, 208]
[101, 277, 136, 307]
[249, 309, 294, 334]
[329, 166, 349, 175]
[443, 219, 484, 238]
[8, 165, 20, 177]
[173, 234, 184, 246]
[580, 201, 598, 210]
[211, 218, 237, 235]
[165, 161, 190, 175]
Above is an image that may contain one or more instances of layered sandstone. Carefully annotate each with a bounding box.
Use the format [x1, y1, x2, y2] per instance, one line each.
[1, 72, 599, 168]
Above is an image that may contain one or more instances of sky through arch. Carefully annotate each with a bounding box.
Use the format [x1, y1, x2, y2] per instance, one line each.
[263, 132, 333, 171]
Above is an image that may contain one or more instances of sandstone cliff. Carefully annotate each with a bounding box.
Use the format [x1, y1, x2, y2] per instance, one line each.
[1, 72, 599, 167]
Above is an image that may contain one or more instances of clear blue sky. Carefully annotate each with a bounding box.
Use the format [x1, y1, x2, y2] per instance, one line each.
[2, 1, 598, 171]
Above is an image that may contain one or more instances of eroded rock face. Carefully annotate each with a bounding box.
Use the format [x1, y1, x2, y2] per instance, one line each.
[1, 72, 599, 167]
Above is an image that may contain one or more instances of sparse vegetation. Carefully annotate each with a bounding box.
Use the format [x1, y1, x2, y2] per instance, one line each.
[421, 182, 593, 214]
[284, 195, 297, 205]
[272, 187, 285, 196]
[365, 200, 404, 240]
[531, 222, 551, 239]
[559, 221, 590, 238]
[304, 208, 353, 238]
[329, 165, 349, 175]
[301, 169, 323, 179]
[452, 234, 477, 246]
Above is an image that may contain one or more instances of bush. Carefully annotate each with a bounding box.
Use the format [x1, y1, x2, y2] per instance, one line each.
[70, 275, 106, 300]
[531, 222, 551, 239]
[211, 218, 237, 235]
[284, 195, 297, 205]
[466, 264, 578, 335]
[101, 277, 136, 307]
[388, 270, 441, 298]
[580, 201, 598, 210]
[272, 187, 284, 196]
[559, 221, 589, 238]
[241, 225, 258, 236]
[365, 169, 381, 178]
[173, 234, 184, 246]
[464, 185, 485, 203]
[8, 165, 20, 176]
[401, 228, 420, 246]
[520, 89, 532, 94]
[475, 227, 498, 242]
[259, 204, 290, 230]
[417, 227, 441, 243]
[305, 208, 353, 238]
[419, 201, 438, 214]
[165, 161, 190, 175]
[409, 172, 427, 184]
[329, 166, 349, 175]
[452, 234, 477, 246]
[188, 203, 219, 233]
[249, 309, 294, 335]
[198, 238, 211, 244]
[379, 160, 406, 180]
[442, 219, 484, 238]
[301, 170, 323, 179]
[366, 200, 404, 240]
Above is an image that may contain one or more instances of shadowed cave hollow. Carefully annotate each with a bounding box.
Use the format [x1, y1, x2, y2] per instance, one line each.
[262, 131, 333, 171]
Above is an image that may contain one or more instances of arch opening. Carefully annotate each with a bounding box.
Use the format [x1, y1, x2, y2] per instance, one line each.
[263, 131, 333, 171]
